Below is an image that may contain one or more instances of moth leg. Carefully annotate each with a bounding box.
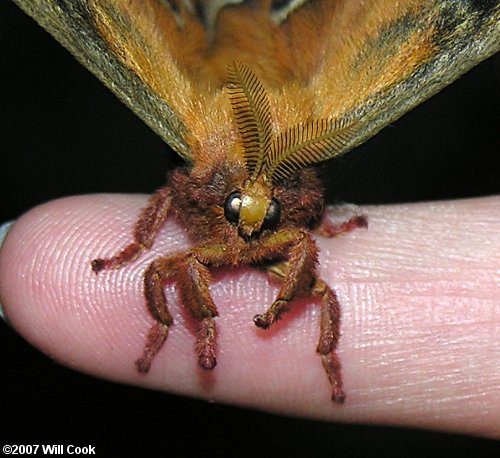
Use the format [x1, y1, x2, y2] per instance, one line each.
[316, 204, 368, 238]
[136, 247, 221, 372]
[254, 230, 317, 329]
[135, 256, 178, 373]
[176, 250, 220, 370]
[312, 278, 345, 404]
[258, 234, 345, 403]
[91, 186, 172, 272]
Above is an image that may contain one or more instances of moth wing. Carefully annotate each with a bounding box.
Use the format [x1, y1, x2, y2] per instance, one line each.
[307, 1, 500, 156]
[13, 0, 193, 160]
[12, 1, 499, 164]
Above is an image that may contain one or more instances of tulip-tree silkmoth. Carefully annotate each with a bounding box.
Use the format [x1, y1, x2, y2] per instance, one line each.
[13, 0, 499, 402]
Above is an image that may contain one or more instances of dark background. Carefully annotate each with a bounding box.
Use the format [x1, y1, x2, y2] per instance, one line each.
[1, 2, 499, 456]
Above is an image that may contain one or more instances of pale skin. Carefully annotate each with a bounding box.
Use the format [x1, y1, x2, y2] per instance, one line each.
[0, 194, 498, 438]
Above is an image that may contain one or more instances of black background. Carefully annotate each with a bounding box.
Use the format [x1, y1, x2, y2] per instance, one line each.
[1, 2, 499, 456]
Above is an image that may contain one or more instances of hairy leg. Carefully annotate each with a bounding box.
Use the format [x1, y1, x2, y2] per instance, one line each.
[137, 246, 225, 372]
[176, 252, 219, 370]
[253, 230, 317, 328]
[135, 256, 178, 372]
[313, 279, 345, 403]
[91, 186, 172, 272]
[256, 230, 345, 403]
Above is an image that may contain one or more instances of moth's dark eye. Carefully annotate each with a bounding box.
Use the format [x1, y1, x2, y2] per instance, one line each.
[224, 191, 242, 223]
[263, 198, 281, 229]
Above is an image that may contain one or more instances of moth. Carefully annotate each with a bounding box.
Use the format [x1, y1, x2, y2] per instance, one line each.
[13, 0, 499, 402]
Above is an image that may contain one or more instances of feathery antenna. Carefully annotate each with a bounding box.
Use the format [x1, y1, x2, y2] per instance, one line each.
[226, 62, 357, 183]
[226, 61, 273, 179]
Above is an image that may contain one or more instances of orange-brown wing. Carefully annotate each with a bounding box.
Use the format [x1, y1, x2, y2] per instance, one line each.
[13, 0, 499, 164]
[306, 1, 500, 155]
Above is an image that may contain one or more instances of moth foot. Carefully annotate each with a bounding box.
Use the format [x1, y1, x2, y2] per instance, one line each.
[135, 357, 151, 373]
[321, 353, 345, 404]
[198, 355, 217, 370]
[90, 258, 106, 274]
[331, 388, 346, 404]
[254, 299, 289, 329]
[135, 322, 169, 373]
[253, 313, 271, 329]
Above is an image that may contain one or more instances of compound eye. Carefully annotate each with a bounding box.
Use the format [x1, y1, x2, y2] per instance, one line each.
[224, 191, 242, 223]
[263, 198, 281, 229]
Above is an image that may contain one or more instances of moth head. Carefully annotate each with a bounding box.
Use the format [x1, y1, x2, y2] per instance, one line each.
[224, 175, 280, 238]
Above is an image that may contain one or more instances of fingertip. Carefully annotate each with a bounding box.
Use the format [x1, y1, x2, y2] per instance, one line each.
[0, 220, 16, 323]
[0, 195, 165, 379]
